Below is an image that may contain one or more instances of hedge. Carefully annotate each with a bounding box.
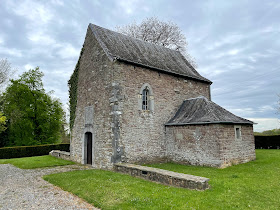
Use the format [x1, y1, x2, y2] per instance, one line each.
[0, 143, 70, 159]
[255, 135, 280, 149]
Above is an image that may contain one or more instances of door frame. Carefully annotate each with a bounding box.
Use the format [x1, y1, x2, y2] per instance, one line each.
[82, 127, 94, 165]
[85, 132, 92, 164]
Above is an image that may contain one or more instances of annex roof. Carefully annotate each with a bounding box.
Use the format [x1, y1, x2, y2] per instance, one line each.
[166, 96, 254, 126]
[89, 23, 211, 84]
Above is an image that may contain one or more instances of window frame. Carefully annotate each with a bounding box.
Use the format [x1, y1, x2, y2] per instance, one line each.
[234, 125, 242, 140]
[138, 83, 154, 112]
[142, 87, 149, 110]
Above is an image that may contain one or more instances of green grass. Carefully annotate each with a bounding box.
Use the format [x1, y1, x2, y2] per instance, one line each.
[0, 155, 75, 169]
[43, 150, 280, 209]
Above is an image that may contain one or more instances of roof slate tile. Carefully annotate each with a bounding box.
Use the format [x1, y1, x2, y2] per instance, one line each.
[166, 96, 254, 125]
[89, 23, 212, 83]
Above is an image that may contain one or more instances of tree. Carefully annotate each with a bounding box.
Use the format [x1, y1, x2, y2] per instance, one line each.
[0, 112, 6, 133]
[2, 67, 65, 146]
[0, 58, 15, 90]
[116, 17, 197, 67]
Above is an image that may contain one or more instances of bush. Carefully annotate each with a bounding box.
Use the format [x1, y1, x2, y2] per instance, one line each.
[255, 135, 280, 149]
[0, 143, 70, 159]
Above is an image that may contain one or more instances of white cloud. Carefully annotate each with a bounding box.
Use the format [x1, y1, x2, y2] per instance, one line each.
[227, 107, 257, 117]
[24, 64, 33, 71]
[50, 0, 64, 6]
[248, 118, 280, 132]
[209, 69, 226, 77]
[57, 44, 80, 59]
[28, 32, 56, 45]
[208, 48, 244, 59]
[117, 0, 140, 15]
[206, 34, 244, 51]
[225, 104, 277, 119]
[8, 0, 53, 24]
[248, 56, 257, 62]
[228, 49, 240, 55]
[260, 26, 275, 33]
[259, 105, 275, 112]
[0, 46, 22, 57]
[0, 36, 4, 44]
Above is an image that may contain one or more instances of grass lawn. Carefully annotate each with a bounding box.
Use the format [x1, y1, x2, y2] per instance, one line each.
[43, 150, 280, 209]
[0, 155, 75, 169]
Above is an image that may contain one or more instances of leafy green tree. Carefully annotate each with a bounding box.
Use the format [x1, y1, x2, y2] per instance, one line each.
[2, 67, 65, 146]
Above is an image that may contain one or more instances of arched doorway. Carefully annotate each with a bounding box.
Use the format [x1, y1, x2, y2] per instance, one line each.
[85, 132, 92, 165]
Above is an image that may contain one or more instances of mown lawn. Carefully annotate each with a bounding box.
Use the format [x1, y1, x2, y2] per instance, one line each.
[0, 155, 75, 169]
[43, 150, 280, 209]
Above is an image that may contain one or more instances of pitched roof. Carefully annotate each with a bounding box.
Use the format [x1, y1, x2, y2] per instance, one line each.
[166, 96, 254, 126]
[89, 23, 211, 84]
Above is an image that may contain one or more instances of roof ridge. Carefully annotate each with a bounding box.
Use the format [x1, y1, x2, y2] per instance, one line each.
[89, 23, 186, 55]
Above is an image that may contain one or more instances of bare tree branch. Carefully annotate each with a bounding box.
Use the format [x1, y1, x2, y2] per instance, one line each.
[116, 17, 197, 68]
[0, 58, 15, 90]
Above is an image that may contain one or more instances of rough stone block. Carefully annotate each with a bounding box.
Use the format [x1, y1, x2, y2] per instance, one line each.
[114, 163, 209, 190]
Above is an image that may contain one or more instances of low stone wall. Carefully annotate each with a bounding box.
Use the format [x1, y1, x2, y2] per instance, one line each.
[49, 150, 71, 161]
[114, 163, 209, 190]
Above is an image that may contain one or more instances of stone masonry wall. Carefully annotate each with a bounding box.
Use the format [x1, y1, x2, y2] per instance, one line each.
[117, 63, 211, 164]
[166, 124, 223, 167]
[71, 27, 115, 169]
[218, 124, 256, 167]
[166, 124, 256, 167]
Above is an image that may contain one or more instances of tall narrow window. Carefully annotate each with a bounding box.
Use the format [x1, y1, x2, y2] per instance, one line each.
[138, 83, 154, 112]
[142, 87, 149, 110]
[235, 127, 241, 139]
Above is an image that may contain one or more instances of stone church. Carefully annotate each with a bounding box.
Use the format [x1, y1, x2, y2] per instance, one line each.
[70, 23, 256, 169]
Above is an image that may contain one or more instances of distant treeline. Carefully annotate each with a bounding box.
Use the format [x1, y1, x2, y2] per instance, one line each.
[254, 128, 280, 136]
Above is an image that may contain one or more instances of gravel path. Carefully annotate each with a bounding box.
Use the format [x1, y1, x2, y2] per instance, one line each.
[0, 164, 98, 210]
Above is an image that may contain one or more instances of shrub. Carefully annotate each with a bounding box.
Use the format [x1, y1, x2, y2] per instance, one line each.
[0, 143, 70, 159]
[255, 135, 280, 149]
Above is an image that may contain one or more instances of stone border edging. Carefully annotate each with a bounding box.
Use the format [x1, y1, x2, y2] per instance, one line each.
[49, 150, 71, 161]
[114, 163, 209, 190]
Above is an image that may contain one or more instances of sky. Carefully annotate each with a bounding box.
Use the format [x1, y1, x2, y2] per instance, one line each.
[0, 0, 279, 132]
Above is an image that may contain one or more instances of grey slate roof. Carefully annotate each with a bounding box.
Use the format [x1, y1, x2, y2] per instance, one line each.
[89, 23, 211, 84]
[166, 96, 254, 126]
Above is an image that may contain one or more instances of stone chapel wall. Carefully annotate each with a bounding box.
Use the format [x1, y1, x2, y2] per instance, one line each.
[71, 27, 115, 168]
[117, 63, 211, 164]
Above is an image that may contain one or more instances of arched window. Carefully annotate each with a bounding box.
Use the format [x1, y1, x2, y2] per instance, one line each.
[138, 83, 154, 112]
[142, 87, 149, 110]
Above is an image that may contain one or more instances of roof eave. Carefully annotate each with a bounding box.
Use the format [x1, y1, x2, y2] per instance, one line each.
[116, 57, 212, 84]
[165, 121, 254, 126]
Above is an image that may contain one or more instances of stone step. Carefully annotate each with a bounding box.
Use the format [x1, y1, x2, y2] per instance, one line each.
[114, 163, 209, 190]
